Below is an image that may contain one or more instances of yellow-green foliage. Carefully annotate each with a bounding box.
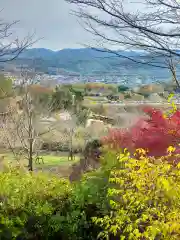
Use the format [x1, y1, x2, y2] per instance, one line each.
[0, 168, 71, 239]
[163, 93, 177, 118]
[92, 149, 180, 240]
[0, 165, 109, 240]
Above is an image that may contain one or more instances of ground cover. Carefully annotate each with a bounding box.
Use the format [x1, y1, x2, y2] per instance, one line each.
[0, 152, 79, 171]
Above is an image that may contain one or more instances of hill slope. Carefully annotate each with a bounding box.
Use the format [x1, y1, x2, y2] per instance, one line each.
[11, 48, 149, 74]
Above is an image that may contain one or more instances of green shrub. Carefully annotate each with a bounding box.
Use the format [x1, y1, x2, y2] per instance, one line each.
[92, 149, 180, 240]
[63, 148, 121, 239]
[67, 168, 110, 240]
[117, 85, 129, 93]
[0, 162, 111, 240]
[5, 147, 180, 240]
[0, 169, 72, 239]
[41, 141, 69, 152]
[41, 140, 83, 153]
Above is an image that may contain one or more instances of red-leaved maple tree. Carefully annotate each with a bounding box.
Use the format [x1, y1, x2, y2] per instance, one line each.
[101, 106, 180, 157]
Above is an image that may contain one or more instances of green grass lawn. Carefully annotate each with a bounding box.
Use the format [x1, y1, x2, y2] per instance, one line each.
[85, 96, 107, 102]
[0, 152, 79, 168]
[39, 155, 79, 166]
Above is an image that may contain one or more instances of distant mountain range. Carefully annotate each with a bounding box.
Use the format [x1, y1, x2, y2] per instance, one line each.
[19, 48, 145, 60]
[7, 48, 151, 75]
[1, 48, 178, 85]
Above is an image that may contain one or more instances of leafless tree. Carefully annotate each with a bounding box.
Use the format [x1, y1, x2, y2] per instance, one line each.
[57, 113, 79, 161]
[166, 58, 180, 87]
[66, 0, 180, 85]
[0, 73, 90, 169]
[0, 71, 60, 171]
[0, 10, 37, 62]
[55, 106, 90, 161]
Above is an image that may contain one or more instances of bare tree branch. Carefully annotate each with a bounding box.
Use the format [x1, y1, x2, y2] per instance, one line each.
[0, 71, 57, 171]
[0, 10, 38, 62]
[66, 0, 180, 80]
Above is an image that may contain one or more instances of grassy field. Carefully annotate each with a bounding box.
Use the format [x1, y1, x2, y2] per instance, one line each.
[85, 96, 108, 101]
[38, 154, 79, 166]
[0, 152, 79, 168]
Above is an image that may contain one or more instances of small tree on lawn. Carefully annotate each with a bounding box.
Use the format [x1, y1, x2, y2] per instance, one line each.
[55, 87, 89, 161]
[60, 108, 90, 161]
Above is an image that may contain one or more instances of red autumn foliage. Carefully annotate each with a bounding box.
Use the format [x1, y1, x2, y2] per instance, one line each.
[101, 106, 180, 157]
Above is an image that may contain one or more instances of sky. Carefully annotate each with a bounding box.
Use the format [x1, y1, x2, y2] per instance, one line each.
[0, 0, 145, 51]
[1, 0, 93, 50]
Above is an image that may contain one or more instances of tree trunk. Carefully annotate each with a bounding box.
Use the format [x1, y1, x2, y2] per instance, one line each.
[69, 129, 74, 161]
[28, 106, 34, 171]
[28, 139, 33, 171]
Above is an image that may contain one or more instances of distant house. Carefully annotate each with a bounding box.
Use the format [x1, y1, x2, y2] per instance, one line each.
[88, 114, 114, 125]
[59, 111, 72, 121]
[86, 119, 105, 128]
[89, 88, 113, 96]
[107, 94, 125, 102]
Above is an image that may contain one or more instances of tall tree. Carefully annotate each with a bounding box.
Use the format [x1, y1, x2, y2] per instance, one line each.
[51, 85, 73, 111]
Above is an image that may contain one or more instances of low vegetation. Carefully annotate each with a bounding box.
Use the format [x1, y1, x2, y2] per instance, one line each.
[1, 145, 180, 240]
[92, 148, 180, 240]
[0, 74, 180, 239]
[102, 106, 180, 157]
[0, 90, 179, 239]
[0, 152, 79, 167]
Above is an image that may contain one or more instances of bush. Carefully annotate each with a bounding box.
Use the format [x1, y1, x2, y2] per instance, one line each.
[0, 164, 111, 240]
[0, 168, 72, 239]
[102, 106, 180, 158]
[1, 147, 180, 239]
[67, 167, 111, 240]
[41, 141, 69, 152]
[92, 149, 180, 240]
[117, 85, 129, 93]
[41, 140, 83, 153]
